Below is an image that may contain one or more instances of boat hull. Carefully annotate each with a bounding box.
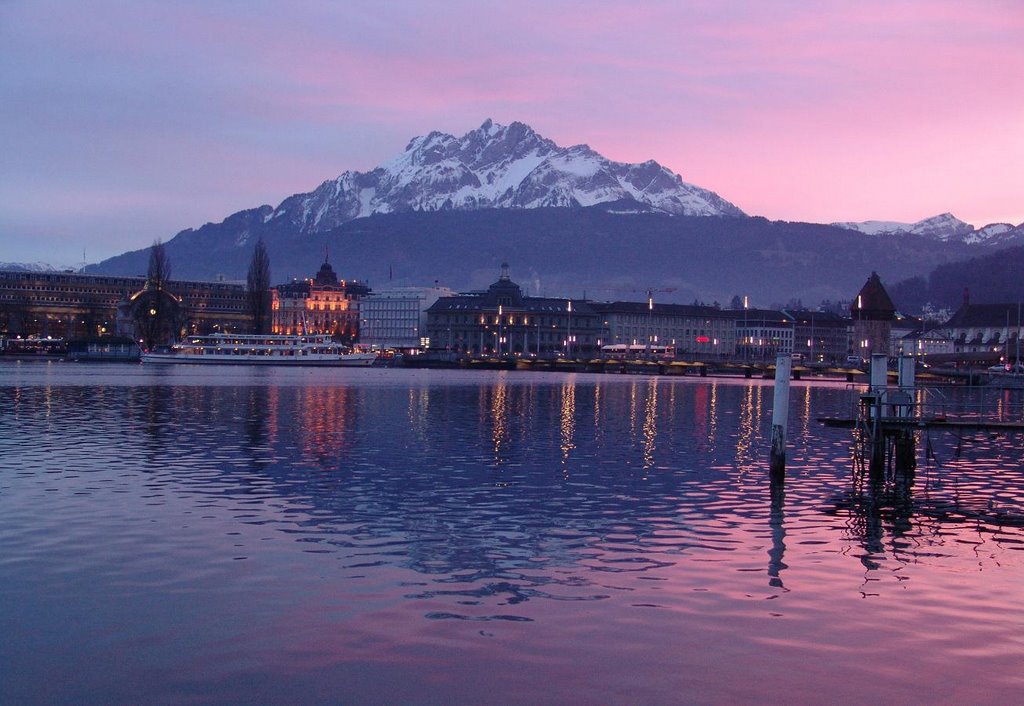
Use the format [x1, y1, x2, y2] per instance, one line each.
[141, 352, 377, 366]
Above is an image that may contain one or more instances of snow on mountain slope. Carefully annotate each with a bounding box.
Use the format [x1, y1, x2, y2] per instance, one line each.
[833, 213, 977, 242]
[0, 262, 61, 272]
[269, 119, 745, 233]
[966, 222, 1024, 246]
[830, 220, 910, 236]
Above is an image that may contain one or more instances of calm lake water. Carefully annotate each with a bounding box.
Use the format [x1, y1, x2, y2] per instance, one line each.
[1, 362, 1023, 704]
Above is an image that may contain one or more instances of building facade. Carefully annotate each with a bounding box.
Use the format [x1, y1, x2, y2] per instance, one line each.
[941, 303, 1023, 356]
[592, 301, 737, 359]
[0, 269, 249, 341]
[271, 260, 369, 340]
[895, 329, 955, 357]
[359, 286, 453, 351]
[426, 265, 600, 357]
[735, 309, 794, 361]
[786, 310, 851, 364]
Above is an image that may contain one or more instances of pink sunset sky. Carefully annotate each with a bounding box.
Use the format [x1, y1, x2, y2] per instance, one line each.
[1, 0, 1022, 266]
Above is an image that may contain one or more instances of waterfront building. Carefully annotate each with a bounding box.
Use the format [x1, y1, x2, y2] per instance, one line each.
[360, 286, 454, 352]
[735, 309, 794, 361]
[941, 302, 1023, 356]
[784, 309, 850, 364]
[0, 269, 249, 341]
[271, 259, 369, 340]
[426, 264, 600, 357]
[888, 313, 922, 358]
[850, 272, 896, 361]
[591, 301, 737, 359]
[895, 328, 955, 357]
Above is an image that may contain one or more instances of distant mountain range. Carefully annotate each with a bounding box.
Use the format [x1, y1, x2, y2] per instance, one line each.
[832, 213, 1024, 246]
[41, 118, 1020, 306]
[0, 262, 60, 273]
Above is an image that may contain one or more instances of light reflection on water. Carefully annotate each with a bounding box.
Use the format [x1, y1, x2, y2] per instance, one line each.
[1, 362, 1023, 704]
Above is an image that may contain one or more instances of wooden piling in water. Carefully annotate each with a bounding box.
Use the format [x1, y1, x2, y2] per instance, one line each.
[869, 354, 888, 392]
[895, 355, 917, 471]
[770, 354, 791, 478]
[866, 354, 888, 477]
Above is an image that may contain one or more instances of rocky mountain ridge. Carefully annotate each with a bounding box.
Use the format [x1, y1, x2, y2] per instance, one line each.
[257, 119, 744, 242]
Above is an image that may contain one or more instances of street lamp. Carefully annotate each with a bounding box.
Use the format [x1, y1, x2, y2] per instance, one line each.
[743, 295, 749, 362]
[566, 300, 573, 358]
[497, 304, 503, 356]
[647, 290, 654, 358]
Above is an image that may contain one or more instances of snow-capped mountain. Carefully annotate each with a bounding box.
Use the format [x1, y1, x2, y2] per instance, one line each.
[0, 261, 60, 272]
[832, 213, 1024, 246]
[832, 213, 974, 241]
[965, 222, 1024, 246]
[266, 119, 745, 233]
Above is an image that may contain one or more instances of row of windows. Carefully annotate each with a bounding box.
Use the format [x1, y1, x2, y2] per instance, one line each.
[737, 327, 794, 336]
[362, 304, 419, 312]
[0, 285, 132, 295]
[613, 326, 733, 337]
[609, 314, 734, 325]
[363, 328, 419, 336]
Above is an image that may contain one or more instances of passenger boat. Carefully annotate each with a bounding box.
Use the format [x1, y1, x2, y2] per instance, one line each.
[67, 337, 141, 362]
[0, 337, 67, 359]
[141, 333, 376, 366]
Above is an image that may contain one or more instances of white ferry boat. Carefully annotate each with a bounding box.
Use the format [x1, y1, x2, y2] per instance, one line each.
[141, 333, 377, 366]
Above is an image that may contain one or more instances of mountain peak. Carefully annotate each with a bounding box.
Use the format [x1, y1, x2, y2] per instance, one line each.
[832, 212, 977, 242]
[271, 119, 745, 231]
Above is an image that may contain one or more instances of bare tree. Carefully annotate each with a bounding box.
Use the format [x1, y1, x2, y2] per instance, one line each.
[134, 239, 180, 349]
[247, 238, 272, 334]
[147, 239, 171, 290]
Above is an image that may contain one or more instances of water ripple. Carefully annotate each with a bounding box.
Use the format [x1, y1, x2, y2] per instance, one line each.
[1, 364, 1023, 703]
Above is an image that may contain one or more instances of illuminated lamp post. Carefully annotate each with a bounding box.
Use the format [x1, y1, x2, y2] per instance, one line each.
[566, 300, 572, 358]
[647, 291, 654, 359]
[743, 295, 749, 362]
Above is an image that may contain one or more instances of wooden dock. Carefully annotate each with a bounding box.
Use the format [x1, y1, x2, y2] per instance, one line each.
[812, 353, 1024, 477]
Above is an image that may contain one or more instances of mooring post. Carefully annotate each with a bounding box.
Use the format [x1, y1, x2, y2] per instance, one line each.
[898, 356, 915, 411]
[870, 353, 888, 393]
[770, 354, 791, 478]
[895, 355, 917, 471]
[868, 354, 888, 477]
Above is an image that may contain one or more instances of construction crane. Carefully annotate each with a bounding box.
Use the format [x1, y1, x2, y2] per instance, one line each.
[580, 285, 678, 304]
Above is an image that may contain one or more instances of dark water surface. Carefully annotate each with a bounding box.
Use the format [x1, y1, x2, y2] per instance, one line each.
[2, 362, 1023, 704]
